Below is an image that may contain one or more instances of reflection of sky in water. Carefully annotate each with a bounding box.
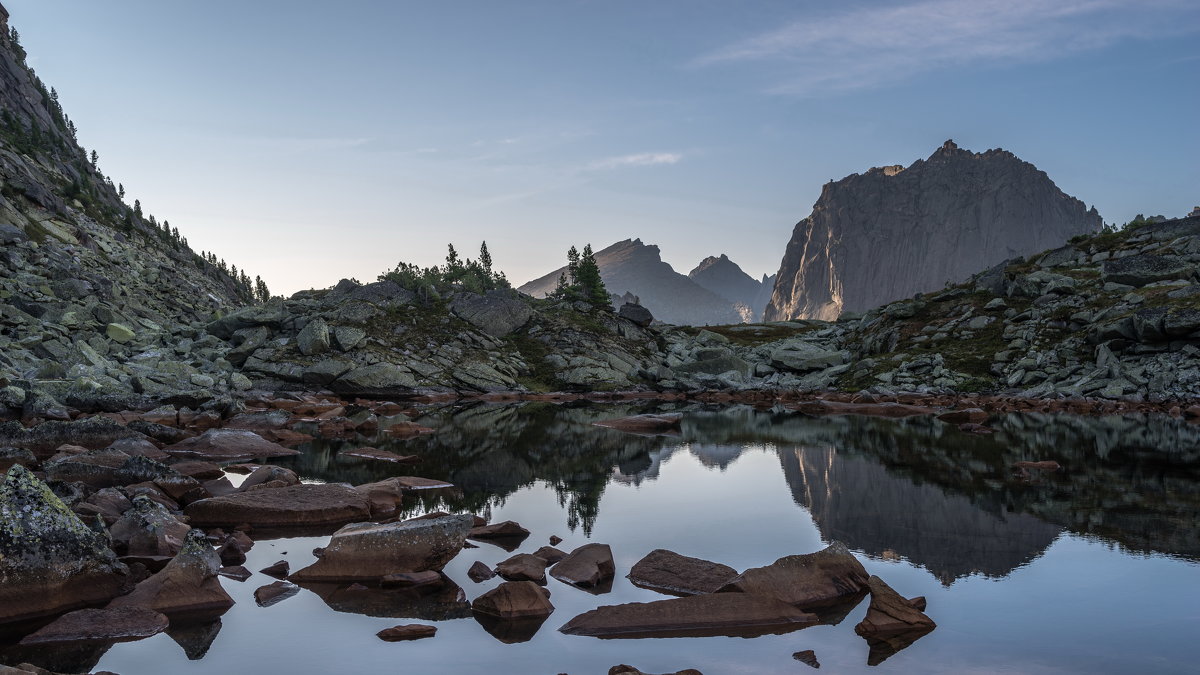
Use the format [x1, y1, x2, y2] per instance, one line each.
[58, 407, 1200, 673]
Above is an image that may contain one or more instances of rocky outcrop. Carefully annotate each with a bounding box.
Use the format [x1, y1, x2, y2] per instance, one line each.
[519, 239, 745, 326]
[765, 141, 1102, 321]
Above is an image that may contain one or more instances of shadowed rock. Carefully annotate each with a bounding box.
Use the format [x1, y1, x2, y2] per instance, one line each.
[559, 593, 818, 638]
[163, 429, 300, 462]
[550, 543, 615, 589]
[854, 576, 936, 665]
[305, 580, 471, 620]
[628, 549, 738, 596]
[19, 607, 168, 646]
[471, 581, 554, 619]
[185, 483, 371, 529]
[495, 553, 549, 584]
[716, 542, 869, 609]
[377, 624, 437, 641]
[107, 529, 234, 618]
[165, 618, 223, 660]
[290, 514, 472, 582]
[254, 581, 300, 607]
[109, 495, 191, 557]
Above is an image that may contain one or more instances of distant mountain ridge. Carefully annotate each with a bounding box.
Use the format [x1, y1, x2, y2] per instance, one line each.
[518, 239, 753, 326]
[765, 140, 1103, 321]
[687, 254, 775, 322]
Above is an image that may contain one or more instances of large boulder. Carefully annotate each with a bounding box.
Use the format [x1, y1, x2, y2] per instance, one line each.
[770, 343, 845, 372]
[617, 303, 654, 327]
[1102, 254, 1193, 287]
[108, 529, 234, 617]
[163, 429, 300, 462]
[109, 495, 192, 557]
[290, 514, 473, 582]
[716, 542, 869, 609]
[549, 543, 614, 589]
[297, 318, 331, 356]
[558, 593, 817, 638]
[494, 553, 549, 584]
[854, 576, 936, 636]
[450, 291, 533, 337]
[628, 549, 738, 596]
[471, 581, 555, 619]
[0, 466, 130, 625]
[331, 363, 418, 396]
[185, 483, 371, 529]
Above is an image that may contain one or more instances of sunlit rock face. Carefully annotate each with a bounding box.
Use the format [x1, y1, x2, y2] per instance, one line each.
[765, 140, 1102, 321]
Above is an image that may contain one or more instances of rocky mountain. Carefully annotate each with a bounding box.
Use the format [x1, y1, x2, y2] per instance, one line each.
[687, 254, 775, 322]
[765, 140, 1103, 321]
[0, 8, 253, 405]
[519, 239, 745, 326]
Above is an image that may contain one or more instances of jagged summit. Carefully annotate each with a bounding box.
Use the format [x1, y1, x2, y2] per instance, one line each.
[765, 141, 1102, 321]
[688, 254, 773, 322]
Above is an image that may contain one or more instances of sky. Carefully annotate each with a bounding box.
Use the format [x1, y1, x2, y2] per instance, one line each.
[6, 0, 1199, 295]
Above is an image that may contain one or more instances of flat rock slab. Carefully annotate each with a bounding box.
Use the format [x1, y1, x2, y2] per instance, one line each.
[290, 515, 473, 582]
[628, 549, 738, 596]
[164, 429, 300, 462]
[185, 483, 371, 528]
[559, 593, 818, 638]
[19, 607, 168, 645]
[550, 543, 615, 589]
[377, 624, 437, 641]
[593, 414, 682, 435]
[468, 520, 530, 539]
[340, 447, 419, 463]
[255, 581, 300, 607]
[471, 581, 554, 619]
[717, 542, 869, 609]
[495, 553, 548, 584]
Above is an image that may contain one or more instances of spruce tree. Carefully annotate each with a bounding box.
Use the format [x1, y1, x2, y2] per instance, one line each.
[576, 244, 609, 307]
[479, 241, 493, 277]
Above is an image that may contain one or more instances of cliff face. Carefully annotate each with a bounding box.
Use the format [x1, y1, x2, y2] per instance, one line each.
[764, 140, 1102, 321]
[687, 254, 774, 322]
[519, 239, 744, 326]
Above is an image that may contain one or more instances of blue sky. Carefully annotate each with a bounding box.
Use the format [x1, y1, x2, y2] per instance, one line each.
[7, 0, 1199, 294]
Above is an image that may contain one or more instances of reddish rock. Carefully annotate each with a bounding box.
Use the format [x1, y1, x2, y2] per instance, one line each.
[109, 495, 192, 557]
[340, 446, 419, 463]
[935, 408, 988, 424]
[219, 566, 252, 582]
[468, 520, 530, 539]
[73, 488, 133, 526]
[549, 535, 563, 546]
[290, 514, 473, 582]
[793, 650, 820, 668]
[185, 483, 372, 529]
[381, 571, 445, 589]
[107, 437, 170, 462]
[216, 537, 247, 566]
[108, 529, 234, 617]
[628, 549, 738, 596]
[559, 593, 817, 638]
[471, 581, 555, 619]
[169, 461, 224, 480]
[717, 542, 869, 609]
[854, 576, 937, 665]
[1013, 460, 1061, 471]
[377, 624, 437, 641]
[163, 429, 300, 462]
[531, 545, 567, 565]
[19, 607, 169, 645]
[260, 560, 290, 578]
[550, 543, 615, 589]
[237, 465, 301, 491]
[254, 581, 300, 607]
[467, 560, 496, 582]
[593, 413, 682, 434]
[495, 553, 549, 584]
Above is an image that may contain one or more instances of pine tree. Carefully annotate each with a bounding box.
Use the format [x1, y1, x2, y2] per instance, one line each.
[133, 199, 142, 218]
[479, 241, 493, 277]
[89, 149, 98, 167]
[117, 183, 125, 199]
[566, 246, 580, 284]
[446, 243, 461, 271]
[575, 244, 609, 307]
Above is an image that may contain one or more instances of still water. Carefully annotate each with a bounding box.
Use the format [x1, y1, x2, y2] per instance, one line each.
[21, 404, 1200, 673]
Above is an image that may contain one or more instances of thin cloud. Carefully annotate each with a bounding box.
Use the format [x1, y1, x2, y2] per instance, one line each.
[586, 152, 683, 171]
[697, 0, 1200, 95]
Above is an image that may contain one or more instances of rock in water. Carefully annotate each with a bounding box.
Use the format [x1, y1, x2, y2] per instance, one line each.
[19, 607, 169, 645]
[0, 466, 129, 625]
[163, 429, 300, 462]
[549, 543, 615, 588]
[610, 667, 704, 675]
[471, 581, 555, 619]
[254, 581, 300, 607]
[377, 624, 437, 641]
[185, 483, 372, 529]
[290, 514, 473, 582]
[593, 414, 682, 434]
[558, 593, 818, 638]
[628, 549, 738, 596]
[765, 141, 1102, 320]
[467, 560, 496, 582]
[854, 576, 936, 666]
[109, 495, 192, 557]
[792, 650, 820, 668]
[716, 542, 869, 609]
[108, 529, 234, 617]
[494, 553, 549, 584]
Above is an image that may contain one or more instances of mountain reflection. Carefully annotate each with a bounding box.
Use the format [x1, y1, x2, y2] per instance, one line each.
[279, 403, 1200, 577]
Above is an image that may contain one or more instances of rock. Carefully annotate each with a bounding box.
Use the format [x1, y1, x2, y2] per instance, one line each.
[716, 542, 869, 609]
[549, 535, 563, 546]
[495, 553, 549, 584]
[105, 323, 136, 343]
[467, 560, 496, 582]
[628, 549, 739, 596]
[340, 446, 419, 463]
[254, 580, 300, 607]
[163, 429, 300, 462]
[936, 408, 988, 424]
[216, 537, 247, 566]
[380, 571, 445, 589]
[0, 447, 36, 473]
[531, 545, 567, 565]
[617, 303, 654, 327]
[549, 543, 614, 589]
[290, 514, 473, 582]
[332, 363, 418, 396]
[166, 460, 223, 480]
[73, 487, 133, 525]
[0, 466, 129, 625]
[185, 483, 372, 529]
[771, 343, 845, 372]
[854, 576, 936, 665]
[593, 413, 682, 434]
[468, 520, 531, 540]
[259, 560, 290, 578]
[334, 326, 366, 351]
[109, 495, 192, 557]
[43, 448, 133, 487]
[609, 667, 703, 675]
[108, 529, 234, 617]
[238, 465, 300, 491]
[792, 650, 820, 668]
[559, 593, 818, 638]
[377, 624, 437, 641]
[297, 318, 330, 356]
[1013, 460, 1061, 471]
[18, 607, 169, 646]
[471, 581, 555, 619]
[1102, 254, 1193, 287]
[450, 291, 533, 337]
[218, 566, 252, 582]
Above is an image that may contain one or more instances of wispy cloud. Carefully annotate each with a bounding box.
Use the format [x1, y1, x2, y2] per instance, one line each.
[586, 152, 683, 171]
[697, 0, 1200, 95]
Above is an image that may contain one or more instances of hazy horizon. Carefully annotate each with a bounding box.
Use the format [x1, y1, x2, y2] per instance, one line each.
[7, 0, 1198, 295]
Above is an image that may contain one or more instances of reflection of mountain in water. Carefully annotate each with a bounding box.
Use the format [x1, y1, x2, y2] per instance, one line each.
[778, 445, 1061, 584]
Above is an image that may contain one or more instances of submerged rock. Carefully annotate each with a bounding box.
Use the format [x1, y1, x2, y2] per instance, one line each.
[377, 623, 437, 641]
[108, 529, 234, 618]
[19, 607, 168, 646]
[290, 514, 473, 582]
[559, 593, 818, 638]
[0, 466, 129, 625]
[549, 543, 615, 589]
[185, 483, 371, 529]
[628, 549, 738, 596]
[163, 429, 301, 462]
[593, 414, 682, 434]
[471, 581, 555, 619]
[716, 542, 869, 609]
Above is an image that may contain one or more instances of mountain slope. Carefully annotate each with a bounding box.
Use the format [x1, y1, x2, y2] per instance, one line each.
[765, 140, 1103, 321]
[687, 254, 773, 321]
[519, 239, 744, 326]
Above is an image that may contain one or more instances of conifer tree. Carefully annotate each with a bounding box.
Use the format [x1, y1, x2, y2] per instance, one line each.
[479, 241, 493, 277]
[117, 183, 125, 199]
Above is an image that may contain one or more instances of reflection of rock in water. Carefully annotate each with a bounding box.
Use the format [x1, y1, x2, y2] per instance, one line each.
[0, 641, 110, 673]
[301, 581, 472, 621]
[779, 446, 1062, 584]
[166, 618, 223, 660]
